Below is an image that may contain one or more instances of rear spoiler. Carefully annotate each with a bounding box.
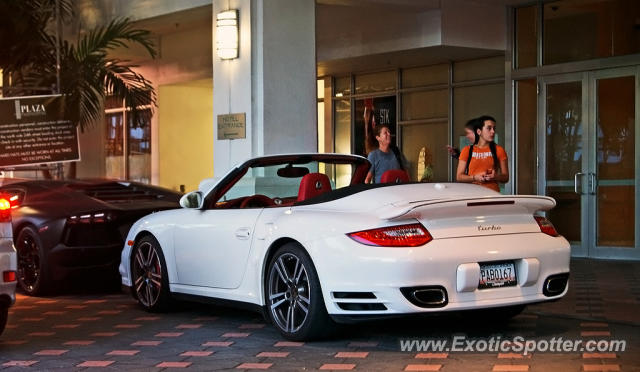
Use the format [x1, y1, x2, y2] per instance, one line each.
[377, 195, 556, 221]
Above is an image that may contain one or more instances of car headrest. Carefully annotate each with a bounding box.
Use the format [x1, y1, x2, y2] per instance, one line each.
[380, 169, 410, 184]
[297, 173, 332, 202]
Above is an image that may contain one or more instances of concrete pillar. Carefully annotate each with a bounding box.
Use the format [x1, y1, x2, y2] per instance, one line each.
[212, 0, 316, 177]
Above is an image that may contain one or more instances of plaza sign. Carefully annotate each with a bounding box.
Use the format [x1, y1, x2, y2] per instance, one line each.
[0, 95, 80, 167]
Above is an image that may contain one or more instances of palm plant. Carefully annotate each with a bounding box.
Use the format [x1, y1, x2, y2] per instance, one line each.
[24, 17, 158, 133]
[1, 1, 157, 177]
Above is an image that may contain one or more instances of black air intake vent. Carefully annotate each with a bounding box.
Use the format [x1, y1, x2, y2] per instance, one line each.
[332, 292, 376, 299]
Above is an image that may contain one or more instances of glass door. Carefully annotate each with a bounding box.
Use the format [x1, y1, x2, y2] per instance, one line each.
[540, 74, 588, 256]
[541, 68, 639, 259]
[588, 68, 638, 259]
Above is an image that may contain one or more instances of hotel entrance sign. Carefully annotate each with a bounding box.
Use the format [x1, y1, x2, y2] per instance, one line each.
[217, 113, 246, 140]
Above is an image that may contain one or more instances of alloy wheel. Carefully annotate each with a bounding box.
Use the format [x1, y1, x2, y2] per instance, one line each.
[17, 232, 40, 293]
[267, 252, 311, 334]
[132, 241, 163, 308]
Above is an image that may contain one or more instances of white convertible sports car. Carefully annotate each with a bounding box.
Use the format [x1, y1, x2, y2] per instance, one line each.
[120, 153, 570, 340]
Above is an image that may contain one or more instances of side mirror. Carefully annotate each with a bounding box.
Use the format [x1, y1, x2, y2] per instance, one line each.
[179, 191, 204, 209]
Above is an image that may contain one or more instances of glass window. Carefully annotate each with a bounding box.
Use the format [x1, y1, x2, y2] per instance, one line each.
[335, 76, 351, 97]
[128, 110, 151, 155]
[545, 81, 582, 242]
[215, 158, 368, 208]
[334, 99, 351, 155]
[401, 122, 448, 183]
[544, 0, 640, 65]
[453, 84, 505, 146]
[128, 109, 151, 183]
[105, 96, 123, 110]
[453, 56, 505, 83]
[317, 78, 325, 154]
[515, 5, 538, 68]
[105, 100, 152, 183]
[401, 89, 448, 121]
[355, 71, 396, 94]
[453, 83, 505, 181]
[596, 76, 635, 246]
[401, 64, 449, 88]
[105, 113, 125, 179]
[355, 96, 396, 157]
[516, 79, 538, 195]
[105, 113, 124, 157]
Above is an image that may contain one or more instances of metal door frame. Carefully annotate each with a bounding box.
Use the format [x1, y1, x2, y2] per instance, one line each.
[540, 68, 640, 259]
[587, 67, 640, 259]
[539, 72, 589, 257]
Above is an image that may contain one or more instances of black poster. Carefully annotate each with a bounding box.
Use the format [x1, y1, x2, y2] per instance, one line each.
[354, 96, 396, 157]
[0, 95, 80, 167]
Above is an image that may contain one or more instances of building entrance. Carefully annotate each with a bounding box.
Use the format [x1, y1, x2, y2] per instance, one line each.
[541, 67, 639, 259]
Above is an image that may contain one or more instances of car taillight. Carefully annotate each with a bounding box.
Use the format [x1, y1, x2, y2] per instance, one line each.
[0, 195, 10, 222]
[3, 270, 16, 283]
[534, 215, 559, 237]
[347, 223, 433, 247]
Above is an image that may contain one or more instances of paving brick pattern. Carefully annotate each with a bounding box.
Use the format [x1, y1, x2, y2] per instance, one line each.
[0, 259, 638, 370]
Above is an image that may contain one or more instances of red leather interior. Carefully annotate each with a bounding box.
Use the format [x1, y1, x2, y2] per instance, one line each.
[380, 169, 410, 184]
[297, 173, 332, 202]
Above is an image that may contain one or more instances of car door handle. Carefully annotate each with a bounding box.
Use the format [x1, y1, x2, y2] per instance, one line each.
[235, 228, 251, 240]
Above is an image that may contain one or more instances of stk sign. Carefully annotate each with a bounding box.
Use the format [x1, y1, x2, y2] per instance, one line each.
[0, 95, 80, 167]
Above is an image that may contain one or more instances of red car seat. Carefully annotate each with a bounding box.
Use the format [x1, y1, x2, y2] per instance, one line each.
[380, 169, 410, 184]
[297, 173, 332, 202]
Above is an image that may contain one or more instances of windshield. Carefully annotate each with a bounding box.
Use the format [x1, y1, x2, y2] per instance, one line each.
[213, 158, 366, 209]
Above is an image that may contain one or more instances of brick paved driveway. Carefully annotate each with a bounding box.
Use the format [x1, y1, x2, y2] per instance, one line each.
[1, 259, 639, 371]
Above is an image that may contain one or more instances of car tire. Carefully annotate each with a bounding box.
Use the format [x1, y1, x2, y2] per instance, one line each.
[131, 235, 171, 312]
[0, 306, 7, 335]
[265, 243, 334, 340]
[16, 226, 51, 296]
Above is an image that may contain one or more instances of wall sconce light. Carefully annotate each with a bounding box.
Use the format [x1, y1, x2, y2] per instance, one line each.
[216, 9, 239, 60]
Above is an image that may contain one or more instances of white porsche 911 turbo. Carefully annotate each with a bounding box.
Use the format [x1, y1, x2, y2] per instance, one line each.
[120, 153, 570, 340]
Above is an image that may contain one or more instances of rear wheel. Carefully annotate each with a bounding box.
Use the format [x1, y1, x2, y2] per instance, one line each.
[265, 243, 333, 340]
[16, 226, 51, 296]
[131, 236, 171, 312]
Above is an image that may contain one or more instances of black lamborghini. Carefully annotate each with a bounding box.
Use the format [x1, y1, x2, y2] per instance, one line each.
[0, 179, 181, 296]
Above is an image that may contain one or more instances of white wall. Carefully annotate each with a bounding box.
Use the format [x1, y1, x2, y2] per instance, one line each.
[316, 4, 442, 61]
[213, 0, 316, 177]
[316, 0, 506, 63]
[441, 0, 506, 50]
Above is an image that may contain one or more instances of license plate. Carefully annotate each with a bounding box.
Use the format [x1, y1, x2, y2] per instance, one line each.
[478, 261, 517, 289]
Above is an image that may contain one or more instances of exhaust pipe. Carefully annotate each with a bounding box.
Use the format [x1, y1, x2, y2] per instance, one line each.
[543, 273, 569, 297]
[401, 286, 448, 308]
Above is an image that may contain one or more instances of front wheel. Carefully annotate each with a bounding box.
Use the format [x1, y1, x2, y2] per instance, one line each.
[265, 243, 333, 340]
[131, 236, 171, 312]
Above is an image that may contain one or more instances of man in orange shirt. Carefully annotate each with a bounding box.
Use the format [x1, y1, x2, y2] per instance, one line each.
[456, 116, 509, 192]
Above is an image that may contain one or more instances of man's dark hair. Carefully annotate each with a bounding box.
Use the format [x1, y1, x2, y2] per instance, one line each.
[465, 118, 482, 145]
[374, 123, 391, 137]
